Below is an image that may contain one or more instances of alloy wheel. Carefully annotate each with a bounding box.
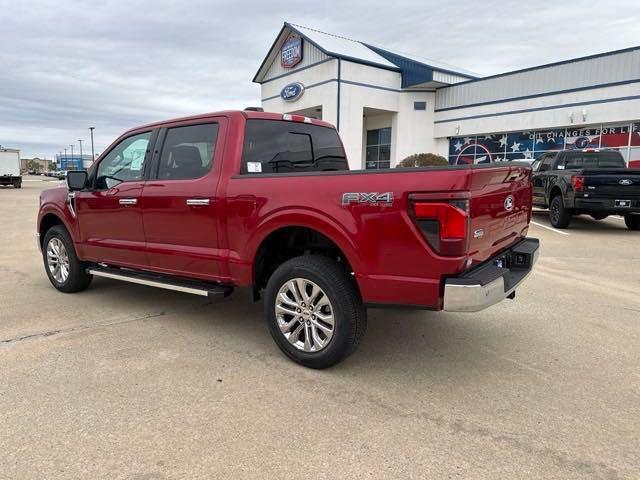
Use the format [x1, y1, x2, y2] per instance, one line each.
[275, 278, 335, 352]
[46, 237, 70, 283]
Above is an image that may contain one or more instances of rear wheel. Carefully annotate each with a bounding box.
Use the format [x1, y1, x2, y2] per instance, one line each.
[42, 225, 92, 293]
[264, 255, 366, 369]
[624, 214, 640, 230]
[549, 195, 571, 228]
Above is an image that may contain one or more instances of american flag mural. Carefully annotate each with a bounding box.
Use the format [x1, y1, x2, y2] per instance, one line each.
[449, 122, 640, 166]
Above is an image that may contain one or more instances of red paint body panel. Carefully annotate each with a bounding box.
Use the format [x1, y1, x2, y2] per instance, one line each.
[37, 110, 533, 310]
[75, 182, 148, 268]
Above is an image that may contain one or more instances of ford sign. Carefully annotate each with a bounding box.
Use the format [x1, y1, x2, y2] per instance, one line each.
[280, 82, 305, 102]
[574, 136, 591, 149]
[281, 33, 303, 68]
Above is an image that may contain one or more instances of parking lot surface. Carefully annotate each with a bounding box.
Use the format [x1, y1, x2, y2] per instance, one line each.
[1, 178, 639, 479]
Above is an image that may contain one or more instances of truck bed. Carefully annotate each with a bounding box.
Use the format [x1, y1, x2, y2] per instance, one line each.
[225, 162, 532, 308]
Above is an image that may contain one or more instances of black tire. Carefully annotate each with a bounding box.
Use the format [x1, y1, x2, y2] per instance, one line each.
[264, 255, 367, 369]
[42, 225, 92, 293]
[624, 214, 640, 230]
[549, 195, 571, 228]
[590, 213, 608, 220]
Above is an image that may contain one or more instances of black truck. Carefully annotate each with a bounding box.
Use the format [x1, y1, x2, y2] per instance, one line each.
[531, 149, 640, 229]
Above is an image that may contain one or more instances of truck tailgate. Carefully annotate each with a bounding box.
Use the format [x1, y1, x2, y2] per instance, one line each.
[467, 164, 532, 265]
[581, 169, 640, 197]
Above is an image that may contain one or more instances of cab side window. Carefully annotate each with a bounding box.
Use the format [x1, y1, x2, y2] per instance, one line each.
[95, 132, 151, 189]
[531, 160, 541, 172]
[539, 154, 555, 172]
[157, 123, 219, 180]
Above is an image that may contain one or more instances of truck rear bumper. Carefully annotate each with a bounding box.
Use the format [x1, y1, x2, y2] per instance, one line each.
[574, 197, 640, 213]
[443, 238, 539, 312]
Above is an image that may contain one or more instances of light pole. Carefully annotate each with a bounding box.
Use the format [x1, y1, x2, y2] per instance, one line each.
[78, 139, 83, 168]
[70, 144, 74, 169]
[89, 127, 95, 161]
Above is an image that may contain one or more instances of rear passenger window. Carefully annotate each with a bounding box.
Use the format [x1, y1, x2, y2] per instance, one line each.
[241, 119, 348, 174]
[157, 123, 218, 180]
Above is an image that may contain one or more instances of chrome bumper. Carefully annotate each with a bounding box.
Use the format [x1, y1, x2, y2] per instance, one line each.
[443, 238, 539, 312]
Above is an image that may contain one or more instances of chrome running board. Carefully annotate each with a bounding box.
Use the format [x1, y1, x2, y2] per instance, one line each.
[87, 266, 233, 298]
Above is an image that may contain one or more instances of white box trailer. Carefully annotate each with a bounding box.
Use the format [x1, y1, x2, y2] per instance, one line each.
[0, 148, 21, 188]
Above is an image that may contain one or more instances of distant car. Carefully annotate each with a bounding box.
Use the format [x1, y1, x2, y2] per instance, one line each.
[54, 171, 67, 180]
[531, 149, 640, 229]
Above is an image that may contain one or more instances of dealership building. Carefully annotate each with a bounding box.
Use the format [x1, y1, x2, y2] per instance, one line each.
[255, 23, 640, 169]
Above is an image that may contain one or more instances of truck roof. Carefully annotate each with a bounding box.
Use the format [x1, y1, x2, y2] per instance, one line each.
[123, 110, 335, 136]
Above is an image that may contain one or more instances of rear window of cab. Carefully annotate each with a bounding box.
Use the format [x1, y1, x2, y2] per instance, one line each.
[560, 151, 626, 169]
[241, 119, 348, 174]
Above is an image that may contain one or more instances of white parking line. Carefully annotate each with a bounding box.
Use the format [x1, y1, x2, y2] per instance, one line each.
[530, 221, 570, 235]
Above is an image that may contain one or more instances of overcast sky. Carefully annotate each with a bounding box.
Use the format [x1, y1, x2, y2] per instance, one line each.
[2, 0, 639, 159]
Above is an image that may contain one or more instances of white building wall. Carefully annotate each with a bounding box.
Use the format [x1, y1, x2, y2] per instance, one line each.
[338, 61, 435, 168]
[433, 82, 640, 156]
[394, 92, 437, 161]
[436, 48, 640, 110]
[261, 59, 339, 126]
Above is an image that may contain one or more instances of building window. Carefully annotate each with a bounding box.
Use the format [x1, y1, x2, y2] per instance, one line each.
[365, 127, 391, 169]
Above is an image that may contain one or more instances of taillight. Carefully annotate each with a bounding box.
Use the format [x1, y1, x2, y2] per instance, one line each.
[282, 113, 313, 124]
[412, 199, 469, 256]
[571, 175, 585, 192]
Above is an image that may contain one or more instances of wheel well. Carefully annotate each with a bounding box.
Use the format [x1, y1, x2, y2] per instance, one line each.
[549, 186, 563, 202]
[39, 214, 64, 247]
[253, 227, 353, 293]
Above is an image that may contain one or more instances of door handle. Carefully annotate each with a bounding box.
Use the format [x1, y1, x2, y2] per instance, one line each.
[67, 192, 77, 218]
[186, 198, 210, 206]
[119, 198, 137, 206]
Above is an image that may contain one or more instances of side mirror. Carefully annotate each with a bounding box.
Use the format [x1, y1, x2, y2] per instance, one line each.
[66, 170, 88, 191]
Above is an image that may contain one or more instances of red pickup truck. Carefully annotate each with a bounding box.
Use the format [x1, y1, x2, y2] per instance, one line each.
[37, 110, 539, 368]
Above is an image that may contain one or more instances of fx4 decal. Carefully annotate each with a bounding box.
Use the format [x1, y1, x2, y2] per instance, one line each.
[342, 192, 394, 206]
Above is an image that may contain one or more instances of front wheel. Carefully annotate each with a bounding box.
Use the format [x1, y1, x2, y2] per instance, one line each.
[624, 214, 640, 230]
[549, 195, 571, 228]
[265, 255, 367, 369]
[42, 225, 93, 293]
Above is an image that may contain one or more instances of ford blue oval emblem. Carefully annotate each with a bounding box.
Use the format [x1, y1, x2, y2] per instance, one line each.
[574, 136, 590, 149]
[280, 82, 305, 102]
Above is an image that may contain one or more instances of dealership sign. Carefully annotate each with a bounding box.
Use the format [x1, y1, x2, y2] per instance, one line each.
[281, 33, 303, 68]
[280, 82, 305, 102]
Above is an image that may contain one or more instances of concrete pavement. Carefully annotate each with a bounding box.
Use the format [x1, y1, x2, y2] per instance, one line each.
[1, 179, 638, 479]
